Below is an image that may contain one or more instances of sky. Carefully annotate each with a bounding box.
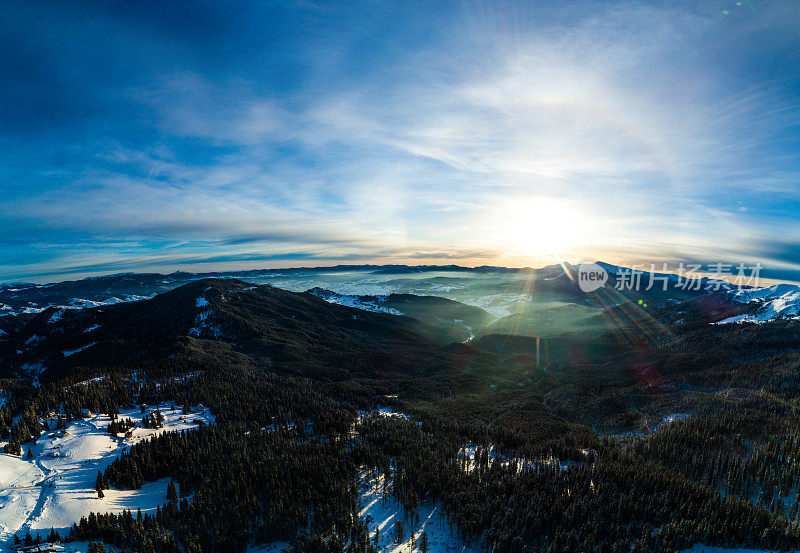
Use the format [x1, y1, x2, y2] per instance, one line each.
[1, 0, 799, 283]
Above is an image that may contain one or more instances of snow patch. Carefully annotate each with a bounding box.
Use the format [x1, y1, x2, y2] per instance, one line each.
[19, 362, 46, 377]
[721, 284, 800, 324]
[188, 309, 222, 338]
[357, 471, 479, 553]
[48, 310, 65, 324]
[62, 343, 97, 357]
[308, 289, 403, 315]
[68, 295, 153, 309]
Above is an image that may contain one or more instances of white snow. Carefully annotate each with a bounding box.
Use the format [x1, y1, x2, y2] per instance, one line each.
[0, 294, 154, 317]
[661, 413, 689, 424]
[68, 295, 153, 309]
[308, 289, 403, 315]
[195, 297, 209, 308]
[71, 376, 107, 388]
[719, 284, 800, 324]
[734, 283, 799, 303]
[48, 310, 65, 324]
[713, 315, 764, 325]
[188, 309, 222, 338]
[62, 343, 97, 357]
[456, 443, 576, 474]
[357, 471, 479, 553]
[375, 407, 409, 419]
[82, 325, 101, 334]
[650, 413, 690, 433]
[0, 404, 214, 547]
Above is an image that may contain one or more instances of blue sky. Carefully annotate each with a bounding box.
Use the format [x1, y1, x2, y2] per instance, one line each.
[1, 0, 799, 283]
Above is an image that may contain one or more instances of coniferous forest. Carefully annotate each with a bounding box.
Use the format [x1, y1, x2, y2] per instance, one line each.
[3, 279, 800, 553]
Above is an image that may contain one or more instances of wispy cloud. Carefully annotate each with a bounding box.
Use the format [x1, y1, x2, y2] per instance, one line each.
[1, 1, 798, 282]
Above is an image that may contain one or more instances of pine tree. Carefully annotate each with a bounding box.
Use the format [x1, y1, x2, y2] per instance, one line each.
[419, 532, 429, 553]
[394, 521, 405, 544]
[5, 439, 21, 456]
[167, 479, 179, 505]
[96, 471, 106, 498]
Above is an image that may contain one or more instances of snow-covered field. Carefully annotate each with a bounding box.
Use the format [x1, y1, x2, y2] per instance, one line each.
[0, 404, 214, 548]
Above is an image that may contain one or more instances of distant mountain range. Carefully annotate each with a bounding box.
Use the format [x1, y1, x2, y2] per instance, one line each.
[2, 263, 798, 345]
[1, 262, 798, 388]
[0, 262, 730, 313]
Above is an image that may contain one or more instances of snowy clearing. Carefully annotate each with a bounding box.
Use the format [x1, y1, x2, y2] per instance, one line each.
[0, 404, 214, 548]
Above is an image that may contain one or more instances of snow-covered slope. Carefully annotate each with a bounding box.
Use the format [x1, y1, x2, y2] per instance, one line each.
[716, 284, 800, 324]
[249, 470, 477, 553]
[0, 404, 214, 546]
[356, 471, 478, 553]
[307, 288, 403, 315]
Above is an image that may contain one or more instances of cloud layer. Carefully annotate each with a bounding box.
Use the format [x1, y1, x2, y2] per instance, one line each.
[1, 1, 799, 282]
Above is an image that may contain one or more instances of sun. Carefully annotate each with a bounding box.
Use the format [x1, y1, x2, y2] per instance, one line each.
[502, 198, 584, 257]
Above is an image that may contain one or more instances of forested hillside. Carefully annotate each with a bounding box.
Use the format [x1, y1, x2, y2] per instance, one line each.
[2, 280, 800, 553]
